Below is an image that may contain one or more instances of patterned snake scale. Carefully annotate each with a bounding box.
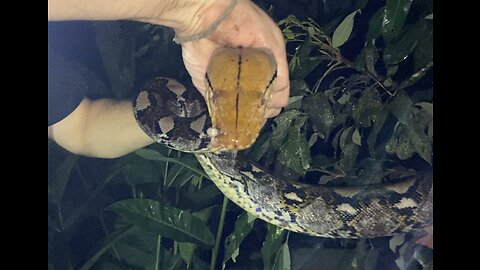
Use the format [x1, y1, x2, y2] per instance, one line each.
[133, 48, 433, 238]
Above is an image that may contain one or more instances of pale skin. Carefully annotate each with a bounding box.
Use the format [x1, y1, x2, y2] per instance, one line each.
[48, 0, 289, 158]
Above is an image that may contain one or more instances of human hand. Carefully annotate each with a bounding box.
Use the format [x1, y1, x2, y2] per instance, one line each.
[176, 0, 290, 119]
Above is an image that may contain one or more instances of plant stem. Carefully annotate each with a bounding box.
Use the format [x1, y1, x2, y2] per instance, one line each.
[210, 196, 229, 270]
[155, 235, 162, 270]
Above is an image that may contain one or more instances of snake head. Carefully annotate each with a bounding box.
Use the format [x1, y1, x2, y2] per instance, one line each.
[205, 47, 277, 150]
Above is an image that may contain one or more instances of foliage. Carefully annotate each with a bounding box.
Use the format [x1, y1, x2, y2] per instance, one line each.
[48, 0, 433, 269]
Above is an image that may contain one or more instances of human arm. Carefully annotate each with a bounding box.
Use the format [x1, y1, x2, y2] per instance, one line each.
[48, 98, 153, 158]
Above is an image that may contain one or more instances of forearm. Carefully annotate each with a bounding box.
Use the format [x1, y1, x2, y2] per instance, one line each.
[48, 0, 215, 33]
[49, 98, 153, 158]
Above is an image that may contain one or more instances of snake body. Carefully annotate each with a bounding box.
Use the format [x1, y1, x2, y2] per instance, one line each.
[133, 48, 433, 238]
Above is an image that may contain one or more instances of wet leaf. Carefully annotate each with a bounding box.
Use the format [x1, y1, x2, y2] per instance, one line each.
[121, 154, 157, 184]
[413, 21, 433, 71]
[352, 87, 383, 128]
[290, 80, 311, 96]
[382, 0, 413, 43]
[223, 212, 257, 267]
[184, 184, 222, 211]
[366, 7, 384, 41]
[355, 0, 370, 10]
[135, 149, 208, 179]
[106, 198, 215, 246]
[365, 42, 379, 76]
[290, 56, 325, 80]
[383, 19, 427, 66]
[178, 242, 195, 267]
[388, 90, 413, 124]
[332, 10, 359, 48]
[286, 96, 304, 110]
[261, 225, 287, 270]
[166, 163, 195, 188]
[49, 154, 79, 204]
[339, 127, 359, 172]
[272, 238, 291, 270]
[271, 110, 304, 149]
[389, 234, 406, 252]
[303, 92, 334, 139]
[277, 114, 311, 175]
[385, 122, 432, 164]
[283, 28, 295, 41]
[352, 128, 362, 146]
[366, 107, 389, 157]
[79, 225, 136, 270]
[178, 205, 216, 267]
[311, 154, 336, 168]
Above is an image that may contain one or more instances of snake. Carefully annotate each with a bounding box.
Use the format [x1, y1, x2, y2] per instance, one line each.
[133, 47, 433, 238]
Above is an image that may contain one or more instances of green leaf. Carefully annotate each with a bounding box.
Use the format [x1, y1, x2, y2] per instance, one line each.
[352, 128, 361, 146]
[49, 154, 79, 204]
[365, 42, 379, 76]
[271, 110, 304, 149]
[223, 212, 257, 267]
[261, 225, 287, 270]
[332, 10, 359, 48]
[192, 205, 217, 222]
[352, 87, 383, 128]
[303, 92, 334, 139]
[79, 225, 136, 270]
[121, 154, 157, 184]
[106, 198, 215, 246]
[272, 237, 291, 270]
[385, 94, 432, 164]
[177, 205, 215, 267]
[286, 96, 304, 110]
[338, 128, 359, 172]
[178, 242, 195, 267]
[283, 28, 295, 41]
[388, 90, 413, 123]
[355, 0, 370, 10]
[290, 80, 311, 96]
[366, 7, 384, 41]
[311, 154, 336, 168]
[184, 184, 222, 211]
[416, 102, 433, 117]
[135, 149, 209, 179]
[277, 114, 311, 175]
[366, 107, 389, 157]
[115, 242, 155, 269]
[389, 234, 406, 252]
[166, 164, 195, 188]
[382, 0, 413, 43]
[386, 122, 432, 164]
[413, 21, 433, 71]
[383, 19, 427, 66]
[289, 56, 325, 80]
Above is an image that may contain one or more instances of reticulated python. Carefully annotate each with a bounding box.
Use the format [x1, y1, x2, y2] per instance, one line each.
[133, 47, 433, 238]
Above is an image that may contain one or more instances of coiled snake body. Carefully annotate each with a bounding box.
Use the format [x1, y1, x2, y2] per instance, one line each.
[133, 48, 433, 238]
